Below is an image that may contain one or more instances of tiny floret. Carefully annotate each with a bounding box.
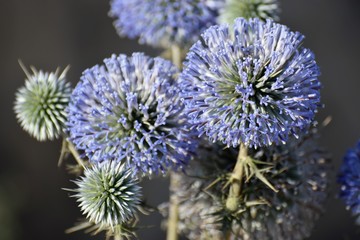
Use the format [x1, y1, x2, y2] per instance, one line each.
[67, 53, 195, 176]
[14, 62, 71, 141]
[218, 0, 280, 24]
[338, 140, 360, 225]
[73, 161, 142, 228]
[109, 0, 222, 48]
[180, 18, 321, 148]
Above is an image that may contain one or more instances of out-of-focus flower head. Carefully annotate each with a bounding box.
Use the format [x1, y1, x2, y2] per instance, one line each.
[109, 0, 223, 48]
[14, 62, 71, 141]
[160, 133, 330, 239]
[338, 140, 360, 225]
[67, 53, 196, 176]
[180, 18, 321, 148]
[218, 0, 280, 24]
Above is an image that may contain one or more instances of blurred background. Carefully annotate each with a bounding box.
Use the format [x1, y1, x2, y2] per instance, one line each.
[1, 0, 360, 239]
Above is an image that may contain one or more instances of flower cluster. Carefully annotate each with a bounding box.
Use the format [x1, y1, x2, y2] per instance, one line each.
[14, 63, 71, 141]
[67, 53, 195, 176]
[180, 18, 321, 148]
[13, 1, 331, 239]
[109, 0, 223, 48]
[160, 134, 330, 239]
[338, 140, 360, 225]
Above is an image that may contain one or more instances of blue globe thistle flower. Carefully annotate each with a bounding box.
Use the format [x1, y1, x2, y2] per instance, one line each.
[14, 63, 71, 141]
[67, 53, 195, 176]
[109, 0, 223, 48]
[72, 161, 142, 228]
[180, 18, 321, 148]
[160, 133, 330, 240]
[218, 0, 280, 24]
[338, 140, 360, 225]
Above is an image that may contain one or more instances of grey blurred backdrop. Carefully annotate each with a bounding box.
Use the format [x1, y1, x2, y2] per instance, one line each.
[1, 0, 360, 239]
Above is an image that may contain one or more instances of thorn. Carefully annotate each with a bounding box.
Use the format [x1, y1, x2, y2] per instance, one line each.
[18, 59, 33, 80]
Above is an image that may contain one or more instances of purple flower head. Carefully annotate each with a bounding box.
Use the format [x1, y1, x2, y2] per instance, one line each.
[66, 53, 195, 176]
[180, 18, 321, 148]
[109, 0, 223, 48]
[338, 140, 360, 225]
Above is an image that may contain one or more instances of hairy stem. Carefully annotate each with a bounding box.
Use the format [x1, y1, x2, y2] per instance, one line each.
[226, 142, 248, 212]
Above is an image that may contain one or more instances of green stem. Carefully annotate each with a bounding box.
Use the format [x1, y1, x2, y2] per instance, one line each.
[166, 44, 183, 240]
[114, 233, 122, 240]
[171, 45, 182, 68]
[225, 142, 247, 212]
[67, 140, 86, 169]
[57, 137, 68, 167]
[167, 173, 179, 240]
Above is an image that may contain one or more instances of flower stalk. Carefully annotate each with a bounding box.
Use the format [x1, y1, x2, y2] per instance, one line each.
[59, 138, 86, 169]
[225, 142, 278, 212]
[166, 44, 182, 240]
[167, 173, 180, 240]
[226, 142, 247, 212]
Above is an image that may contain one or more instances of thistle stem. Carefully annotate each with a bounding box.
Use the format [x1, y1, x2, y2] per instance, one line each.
[225, 142, 248, 212]
[166, 44, 182, 240]
[167, 173, 180, 240]
[114, 234, 122, 240]
[171, 45, 182, 68]
[58, 137, 68, 167]
[67, 140, 86, 169]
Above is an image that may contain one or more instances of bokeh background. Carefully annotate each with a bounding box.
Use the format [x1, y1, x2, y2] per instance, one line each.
[1, 0, 360, 239]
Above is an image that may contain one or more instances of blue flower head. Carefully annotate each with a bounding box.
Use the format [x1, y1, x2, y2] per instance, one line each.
[67, 53, 195, 176]
[109, 0, 222, 48]
[180, 18, 321, 148]
[338, 140, 360, 225]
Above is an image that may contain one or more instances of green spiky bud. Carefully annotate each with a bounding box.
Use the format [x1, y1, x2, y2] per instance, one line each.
[72, 161, 142, 229]
[14, 62, 71, 141]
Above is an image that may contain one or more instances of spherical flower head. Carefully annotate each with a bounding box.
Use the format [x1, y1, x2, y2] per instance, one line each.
[338, 140, 360, 225]
[109, 0, 223, 48]
[73, 161, 142, 228]
[160, 134, 330, 240]
[14, 63, 71, 141]
[67, 53, 195, 176]
[218, 0, 280, 24]
[180, 18, 321, 148]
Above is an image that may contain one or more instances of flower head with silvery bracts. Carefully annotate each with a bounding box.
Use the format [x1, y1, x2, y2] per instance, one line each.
[109, 0, 223, 48]
[14, 62, 71, 141]
[180, 18, 321, 148]
[218, 0, 280, 24]
[338, 140, 360, 225]
[160, 133, 330, 240]
[67, 53, 195, 176]
[72, 161, 142, 228]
